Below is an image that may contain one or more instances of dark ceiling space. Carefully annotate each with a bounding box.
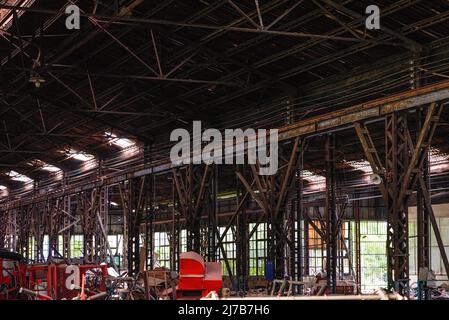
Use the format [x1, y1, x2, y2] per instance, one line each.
[1, 0, 449, 197]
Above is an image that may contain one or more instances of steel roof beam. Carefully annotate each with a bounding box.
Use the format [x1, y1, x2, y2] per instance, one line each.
[320, 0, 422, 52]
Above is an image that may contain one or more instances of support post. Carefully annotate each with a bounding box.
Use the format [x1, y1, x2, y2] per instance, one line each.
[325, 134, 337, 294]
[416, 109, 430, 271]
[385, 112, 410, 295]
[236, 164, 248, 292]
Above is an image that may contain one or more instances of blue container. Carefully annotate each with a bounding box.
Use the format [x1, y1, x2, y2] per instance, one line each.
[265, 261, 274, 281]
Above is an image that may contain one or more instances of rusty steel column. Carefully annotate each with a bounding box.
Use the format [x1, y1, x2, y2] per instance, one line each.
[207, 165, 218, 262]
[353, 195, 362, 294]
[119, 177, 146, 275]
[303, 211, 309, 277]
[416, 109, 430, 272]
[96, 187, 109, 262]
[5, 209, 17, 252]
[48, 198, 63, 259]
[355, 101, 443, 296]
[187, 165, 198, 252]
[32, 203, 45, 262]
[236, 164, 249, 292]
[291, 140, 305, 283]
[289, 195, 297, 282]
[173, 164, 212, 254]
[385, 112, 410, 295]
[77, 187, 109, 264]
[325, 134, 338, 294]
[62, 195, 72, 259]
[17, 205, 31, 260]
[44, 201, 52, 260]
[212, 165, 219, 261]
[172, 176, 180, 270]
[146, 173, 155, 271]
[0, 209, 6, 248]
[79, 191, 95, 263]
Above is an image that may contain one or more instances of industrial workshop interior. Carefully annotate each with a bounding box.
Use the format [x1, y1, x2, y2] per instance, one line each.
[1, 0, 449, 309]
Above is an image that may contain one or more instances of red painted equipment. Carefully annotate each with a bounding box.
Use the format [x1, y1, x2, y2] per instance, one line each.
[177, 252, 222, 299]
[1, 249, 108, 300]
[0, 250, 26, 300]
[26, 263, 108, 300]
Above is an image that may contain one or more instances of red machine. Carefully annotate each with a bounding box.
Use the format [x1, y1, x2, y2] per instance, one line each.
[1, 249, 108, 300]
[177, 252, 222, 299]
[0, 250, 26, 300]
[26, 263, 108, 300]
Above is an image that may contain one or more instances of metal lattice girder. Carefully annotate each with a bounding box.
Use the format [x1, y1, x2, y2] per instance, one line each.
[172, 182, 181, 271]
[118, 177, 146, 275]
[172, 164, 212, 253]
[118, 183, 129, 270]
[17, 205, 31, 259]
[279, 80, 449, 143]
[416, 179, 430, 270]
[320, 0, 422, 52]
[206, 165, 218, 263]
[235, 164, 249, 291]
[94, 187, 109, 262]
[290, 140, 305, 282]
[397, 103, 444, 207]
[31, 203, 45, 262]
[144, 166, 155, 271]
[325, 134, 338, 294]
[47, 198, 64, 259]
[61, 195, 72, 259]
[385, 112, 410, 295]
[353, 197, 362, 293]
[78, 191, 95, 263]
[5, 209, 14, 252]
[0, 209, 6, 248]
[129, 177, 143, 275]
[355, 102, 445, 294]
[75, 187, 109, 264]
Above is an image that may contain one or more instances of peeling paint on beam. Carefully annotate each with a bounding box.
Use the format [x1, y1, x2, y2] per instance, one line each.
[278, 80, 449, 141]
